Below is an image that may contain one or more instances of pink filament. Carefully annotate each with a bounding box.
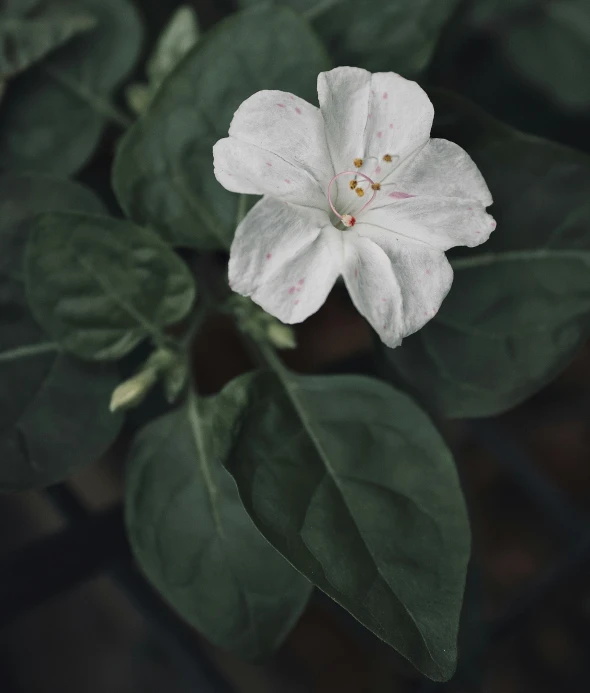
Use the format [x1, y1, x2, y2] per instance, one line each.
[327, 170, 378, 223]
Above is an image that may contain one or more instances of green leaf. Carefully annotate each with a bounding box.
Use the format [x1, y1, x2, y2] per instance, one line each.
[378, 91, 590, 418]
[237, 0, 461, 76]
[147, 5, 199, 91]
[25, 212, 196, 361]
[224, 365, 470, 681]
[472, 0, 590, 110]
[113, 5, 330, 250]
[0, 4, 97, 80]
[125, 5, 199, 116]
[0, 0, 143, 175]
[504, 0, 590, 110]
[125, 383, 312, 659]
[0, 174, 122, 492]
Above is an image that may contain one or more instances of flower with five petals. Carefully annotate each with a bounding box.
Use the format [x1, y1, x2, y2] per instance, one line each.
[213, 67, 495, 348]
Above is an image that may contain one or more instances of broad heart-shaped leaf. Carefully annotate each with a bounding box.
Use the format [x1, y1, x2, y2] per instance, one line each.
[0, 0, 142, 176]
[223, 368, 470, 681]
[0, 4, 97, 80]
[113, 5, 330, 251]
[0, 174, 122, 492]
[238, 0, 461, 76]
[125, 385, 312, 659]
[472, 0, 590, 110]
[25, 212, 196, 361]
[378, 91, 590, 419]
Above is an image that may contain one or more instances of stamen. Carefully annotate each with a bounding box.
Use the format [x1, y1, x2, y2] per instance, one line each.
[349, 180, 357, 190]
[353, 158, 363, 168]
[371, 183, 381, 190]
[383, 154, 393, 162]
[327, 170, 379, 226]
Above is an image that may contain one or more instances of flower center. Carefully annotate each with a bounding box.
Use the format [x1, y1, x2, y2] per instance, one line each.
[327, 170, 379, 228]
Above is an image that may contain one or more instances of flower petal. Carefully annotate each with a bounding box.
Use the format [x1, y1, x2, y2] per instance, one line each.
[317, 67, 434, 176]
[360, 196, 496, 251]
[214, 90, 333, 209]
[362, 138, 495, 249]
[376, 138, 493, 205]
[229, 196, 342, 324]
[342, 227, 453, 348]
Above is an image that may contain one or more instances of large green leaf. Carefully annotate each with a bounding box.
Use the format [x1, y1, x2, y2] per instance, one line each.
[0, 174, 122, 492]
[0, 0, 143, 175]
[378, 92, 590, 418]
[126, 384, 312, 659]
[113, 5, 330, 250]
[223, 366, 470, 681]
[471, 0, 590, 110]
[25, 212, 196, 361]
[238, 0, 461, 75]
[0, 3, 97, 80]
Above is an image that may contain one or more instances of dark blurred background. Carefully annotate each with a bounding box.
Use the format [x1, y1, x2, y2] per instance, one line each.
[1, 0, 589, 691]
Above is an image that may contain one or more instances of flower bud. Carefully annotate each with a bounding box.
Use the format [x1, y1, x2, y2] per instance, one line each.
[109, 368, 158, 412]
[267, 322, 296, 350]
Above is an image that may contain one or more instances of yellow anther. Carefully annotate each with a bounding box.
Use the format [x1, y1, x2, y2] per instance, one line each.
[371, 183, 381, 191]
[349, 180, 358, 190]
[355, 187, 365, 198]
[353, 158, 363, 168]
[383, 154, 393, 163]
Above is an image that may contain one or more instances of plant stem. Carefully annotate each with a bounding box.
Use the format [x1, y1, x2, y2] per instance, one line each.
[0, 341, 58, 363]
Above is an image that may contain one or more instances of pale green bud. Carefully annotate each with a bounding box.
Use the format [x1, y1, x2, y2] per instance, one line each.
[109, 368, 158, 412]
[267, 322, 296, 350]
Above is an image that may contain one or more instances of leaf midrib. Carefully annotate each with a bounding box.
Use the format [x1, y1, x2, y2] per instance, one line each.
[452, 247, 590, 270]
[258, 345, 438, 668]
[75, 252, 165, 346]
[0, 341, 58, 362]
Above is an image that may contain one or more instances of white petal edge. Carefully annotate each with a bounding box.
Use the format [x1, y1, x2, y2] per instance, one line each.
[214, 90, 333, 210]
[229, 196, 342, 324]
[342, 227, 453, 348]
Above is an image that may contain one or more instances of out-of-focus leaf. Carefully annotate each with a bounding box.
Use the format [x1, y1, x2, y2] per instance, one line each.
[147, 5, 198, 90]
[113, 5, 330, 250]
[378, 92, 590, 418]
[0, 5, 97, 80]
[0, 174, 122, 492]
[25, 212, 196, 361]
[0, 0, 143, 175]
[470, 0, 590, 110]
[126, 5, 199, 116]
[126, 383, 312, 659]
[238, 0, 461, 76]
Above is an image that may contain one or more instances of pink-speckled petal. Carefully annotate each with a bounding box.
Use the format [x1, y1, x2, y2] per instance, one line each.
[214, 89, 334, 210]
[229, 197, 342, 324]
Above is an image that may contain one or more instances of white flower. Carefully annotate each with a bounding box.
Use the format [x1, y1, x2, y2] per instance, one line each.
[213, 67, 495, 348]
